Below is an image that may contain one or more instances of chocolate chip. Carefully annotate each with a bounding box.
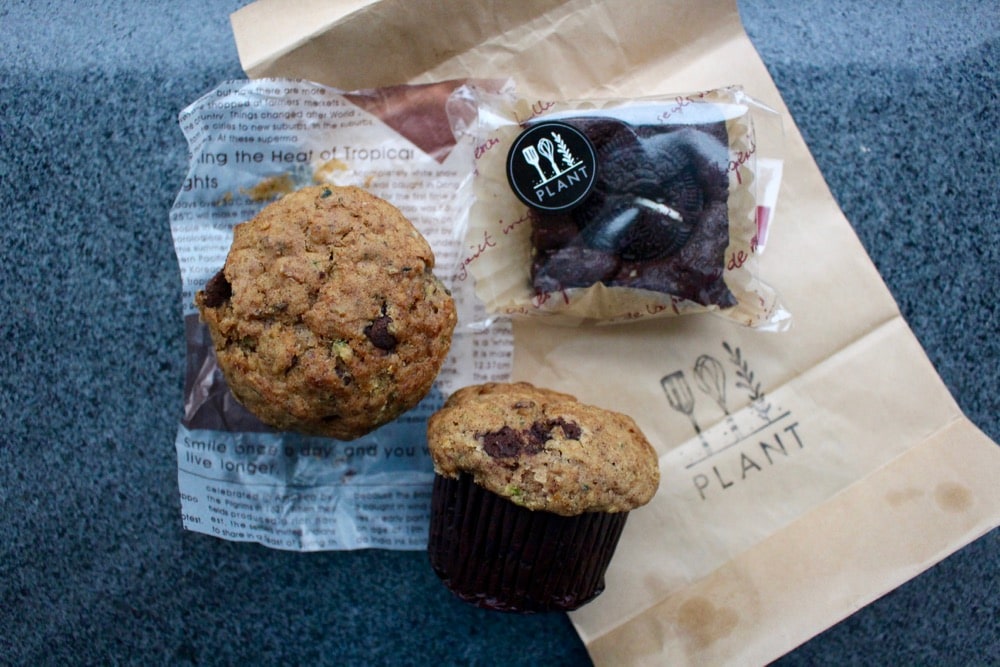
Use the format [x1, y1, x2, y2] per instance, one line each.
[526, 422, 551, 448]
[482, 426, 527, 458]
[200, 269, 231, 308]
[550, 417, 582, 440]
[480, 418, 581, 459]
[364, 315, 398, 351]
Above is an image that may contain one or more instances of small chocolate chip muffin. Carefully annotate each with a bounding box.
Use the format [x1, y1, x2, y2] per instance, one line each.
[426, 382, 659, 612]
[195, 185, 457, 441]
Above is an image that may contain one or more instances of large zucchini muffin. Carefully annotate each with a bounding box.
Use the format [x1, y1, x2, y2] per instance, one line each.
[195, 185, 456, 440]
[426, 381, 659, 612]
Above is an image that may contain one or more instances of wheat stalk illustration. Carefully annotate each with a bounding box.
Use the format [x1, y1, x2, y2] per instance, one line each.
[553, 133, 577, 168]
[722, 341, 772, 421]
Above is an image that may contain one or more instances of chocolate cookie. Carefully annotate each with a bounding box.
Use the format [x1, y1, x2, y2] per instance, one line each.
[195, 185, 457, 440]
[530, 118, 736, 308]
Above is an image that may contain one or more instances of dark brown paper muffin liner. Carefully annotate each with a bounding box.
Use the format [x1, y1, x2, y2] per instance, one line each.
[427, 473, 629, 612]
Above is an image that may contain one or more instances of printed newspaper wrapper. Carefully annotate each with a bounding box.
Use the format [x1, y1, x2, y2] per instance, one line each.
[170, 79, 516, 551]
[230, 0, 1000, 663]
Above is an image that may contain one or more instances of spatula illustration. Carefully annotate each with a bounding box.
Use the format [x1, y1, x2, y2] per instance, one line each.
[522, 145, 547, 182]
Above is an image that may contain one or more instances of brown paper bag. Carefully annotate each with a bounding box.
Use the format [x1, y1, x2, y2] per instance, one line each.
[230, 1, 1000, 663]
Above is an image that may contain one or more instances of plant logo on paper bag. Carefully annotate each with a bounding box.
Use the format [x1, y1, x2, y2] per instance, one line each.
[506, 121, 597, 212]
[661, 342, 805, 501]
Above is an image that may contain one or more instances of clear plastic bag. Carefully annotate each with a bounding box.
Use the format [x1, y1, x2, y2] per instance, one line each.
[449, 85, 790, 329]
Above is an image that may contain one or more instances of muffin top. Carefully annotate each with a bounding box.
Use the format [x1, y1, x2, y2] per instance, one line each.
[195, 185, 456, 440]
[427, 382, 660, 515]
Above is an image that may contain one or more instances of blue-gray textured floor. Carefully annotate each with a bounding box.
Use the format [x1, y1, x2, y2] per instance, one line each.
[1, 1, 997, 665]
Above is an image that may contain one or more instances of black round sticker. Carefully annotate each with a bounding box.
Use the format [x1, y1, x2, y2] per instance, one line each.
[506, 121, 597, 213]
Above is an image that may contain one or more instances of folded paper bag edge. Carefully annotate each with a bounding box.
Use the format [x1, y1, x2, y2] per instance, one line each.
[231, 0, 570, 89]
[230, 0, 378, 78]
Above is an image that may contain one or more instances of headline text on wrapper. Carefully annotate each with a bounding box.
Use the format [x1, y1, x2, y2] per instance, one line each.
[181, 145, 418, 192]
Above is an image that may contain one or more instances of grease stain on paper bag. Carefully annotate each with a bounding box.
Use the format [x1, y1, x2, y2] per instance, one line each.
[935, 482, 973, 514]
[885, 487, 924, 508]
[676, 597, 740, 651]
[885, 482, 973, 515]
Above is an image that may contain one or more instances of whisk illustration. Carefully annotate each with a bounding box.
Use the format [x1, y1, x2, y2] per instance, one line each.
[694, 354, 741, 439]
[661, 371, 709, 450]
[536, 137, 560, 174]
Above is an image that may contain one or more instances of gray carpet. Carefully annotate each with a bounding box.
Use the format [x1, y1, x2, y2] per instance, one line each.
[2, 1, 997, 664]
